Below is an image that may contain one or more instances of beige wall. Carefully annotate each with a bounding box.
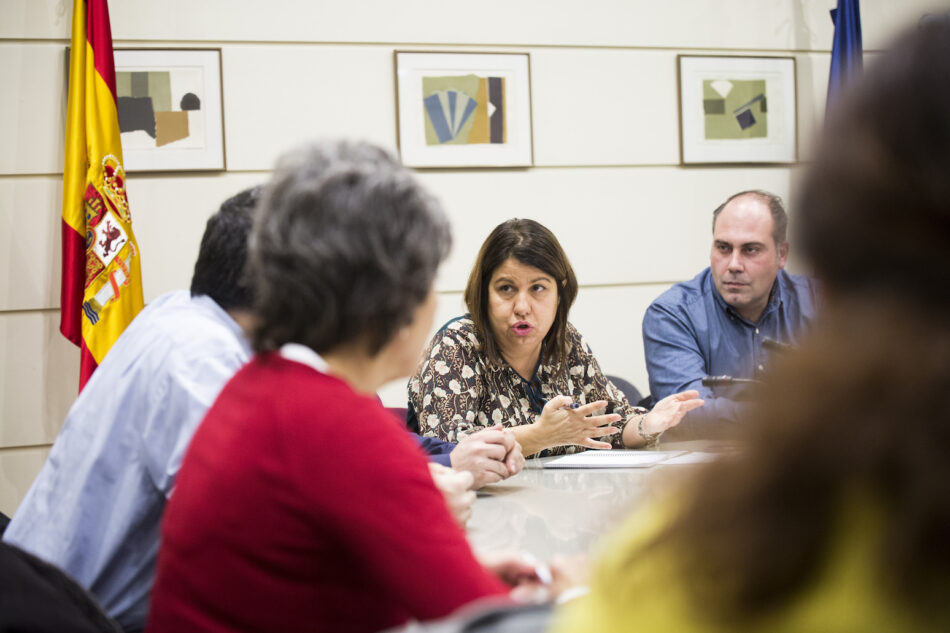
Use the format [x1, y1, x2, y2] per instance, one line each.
[1, 0, 945, 515]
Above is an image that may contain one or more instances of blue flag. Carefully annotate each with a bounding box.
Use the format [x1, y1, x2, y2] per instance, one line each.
[827, 0, 863, 112]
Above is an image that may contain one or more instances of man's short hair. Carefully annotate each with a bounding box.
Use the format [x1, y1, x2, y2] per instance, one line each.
[189, 186, 260, 311]
[712, 190, 788, 246]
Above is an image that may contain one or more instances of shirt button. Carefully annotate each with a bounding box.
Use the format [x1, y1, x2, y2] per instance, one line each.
[757, 364, 764, 371]
[755, 328, 759, 334]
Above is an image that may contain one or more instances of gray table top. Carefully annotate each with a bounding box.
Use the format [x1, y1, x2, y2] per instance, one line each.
[465, 440, 731, 560]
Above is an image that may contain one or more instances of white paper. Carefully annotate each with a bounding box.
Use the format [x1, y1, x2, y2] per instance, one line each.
[660, 452, 722, 465]
[542, 450, 686, 469]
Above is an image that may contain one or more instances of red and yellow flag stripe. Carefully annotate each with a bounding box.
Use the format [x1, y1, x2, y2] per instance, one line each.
[61, 0, 144, 390]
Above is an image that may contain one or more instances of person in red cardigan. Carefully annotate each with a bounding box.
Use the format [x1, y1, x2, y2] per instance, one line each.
[147, 141, 563, 633]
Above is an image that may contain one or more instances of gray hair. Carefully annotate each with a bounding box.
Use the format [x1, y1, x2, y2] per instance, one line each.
[712, 190, 788, 246]
[249, 140, 452, 355]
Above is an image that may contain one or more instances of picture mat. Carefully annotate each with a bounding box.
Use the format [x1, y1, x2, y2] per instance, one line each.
[543, 450, 686, 469]
[115, 49, 225, 171]
[396, 52, 532, 167]
[679, 56, 796, 164]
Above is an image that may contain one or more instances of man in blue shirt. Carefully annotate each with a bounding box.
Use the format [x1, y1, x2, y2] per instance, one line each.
[642, 190, 818, 438]
[3, 188, 261, 632]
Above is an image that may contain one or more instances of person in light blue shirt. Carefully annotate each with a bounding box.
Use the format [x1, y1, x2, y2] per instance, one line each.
[2, 188, 260, 632]
[4, 184, 519, 631]
[642, 190, 818, 438]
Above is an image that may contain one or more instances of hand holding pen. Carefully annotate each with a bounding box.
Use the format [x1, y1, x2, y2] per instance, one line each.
[535, 396, 622, 450]
[480, 551, 589, 603]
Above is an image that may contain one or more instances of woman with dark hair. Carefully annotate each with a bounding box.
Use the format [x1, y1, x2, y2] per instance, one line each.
[146, 142, 554, 633]
[409, 218, 702, 457]
[554, 13, 950, 632]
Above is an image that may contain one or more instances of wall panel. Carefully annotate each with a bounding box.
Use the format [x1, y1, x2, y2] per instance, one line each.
[0, 177, 63, 311]
[0, 43, 67, 175]
[3, 1, 943, 51]
[0, 446, 52, 516]
[223, 45, 398, 172]
[0, 311, 77, 447]
[126, 172, 264, 301]
[417, 166, 795, 291]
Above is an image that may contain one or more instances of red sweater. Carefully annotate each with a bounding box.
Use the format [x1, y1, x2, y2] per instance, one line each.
[147, 353, 506, 633]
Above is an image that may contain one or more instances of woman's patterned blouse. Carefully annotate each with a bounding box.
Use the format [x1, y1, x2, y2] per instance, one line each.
[407, 316, 646, 456]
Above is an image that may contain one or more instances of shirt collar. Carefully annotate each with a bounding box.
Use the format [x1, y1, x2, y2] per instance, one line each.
[197, 294, 252, 344]
[278, 343, 329, 374]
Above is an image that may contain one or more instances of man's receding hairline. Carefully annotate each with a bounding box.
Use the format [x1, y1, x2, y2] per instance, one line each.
[713, 194, 779, 243]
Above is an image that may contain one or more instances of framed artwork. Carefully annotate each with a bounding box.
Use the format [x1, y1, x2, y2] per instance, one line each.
[677, 55, 797, 165]
[394, 51, 533, 168]
[114, 48, 226, 172]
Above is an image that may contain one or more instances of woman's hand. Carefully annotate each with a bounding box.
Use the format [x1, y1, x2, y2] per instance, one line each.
[531, 396, 621, 452]
[637, 390, 704, 439]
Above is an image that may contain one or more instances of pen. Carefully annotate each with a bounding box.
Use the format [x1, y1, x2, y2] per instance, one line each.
[559, 403, 580, 411]
[533, 562, 553, 585]
[522, 552, 553, 585]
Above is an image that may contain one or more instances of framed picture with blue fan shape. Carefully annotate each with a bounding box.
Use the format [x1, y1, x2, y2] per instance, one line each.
[678, 55, 797, 165]
[394, 51, 533, 168]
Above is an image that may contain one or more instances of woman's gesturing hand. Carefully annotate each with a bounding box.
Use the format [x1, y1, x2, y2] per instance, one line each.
[534, 396, 622, 450]
[639, 390, 704, 438]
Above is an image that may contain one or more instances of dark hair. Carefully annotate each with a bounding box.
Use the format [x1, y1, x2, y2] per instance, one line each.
[190, 186, 260, 310]
[712, 190, 788, 246]
[249, 140, 451, 356]
[637, 15, 950, 624]
[659, 301, 950, 621]
[464, 219, 578, 373]
[797, 13, 950, 311]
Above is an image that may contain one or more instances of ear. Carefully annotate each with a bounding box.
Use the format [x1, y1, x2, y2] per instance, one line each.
[777, 241, 789, 269]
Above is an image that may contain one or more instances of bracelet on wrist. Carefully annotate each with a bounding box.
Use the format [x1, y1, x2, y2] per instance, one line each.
[636, 411, 661, 448]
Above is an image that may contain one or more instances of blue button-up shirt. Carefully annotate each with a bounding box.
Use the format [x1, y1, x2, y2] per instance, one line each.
[3, 291, 252, 631]
[642, 267, 818, 437]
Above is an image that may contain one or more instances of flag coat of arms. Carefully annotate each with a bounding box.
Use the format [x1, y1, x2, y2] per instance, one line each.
[61, 0, 144, 389]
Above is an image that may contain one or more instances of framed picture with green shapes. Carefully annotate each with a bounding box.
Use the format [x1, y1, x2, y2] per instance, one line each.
[394, 51, 533, 168]
[113, 48, 225, 172]
[678, 55, 797, 165]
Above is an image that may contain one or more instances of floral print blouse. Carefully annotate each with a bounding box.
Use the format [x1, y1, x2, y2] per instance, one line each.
[407, 316, 646, 456]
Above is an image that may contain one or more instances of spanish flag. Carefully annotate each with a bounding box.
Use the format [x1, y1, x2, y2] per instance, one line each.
[61, 0, 144, 390]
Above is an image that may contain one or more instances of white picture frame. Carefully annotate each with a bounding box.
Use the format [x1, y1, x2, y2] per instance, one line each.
[394, 51, 533, 168]
[678, 55, 797, 165]
[114, 48, 226, 172]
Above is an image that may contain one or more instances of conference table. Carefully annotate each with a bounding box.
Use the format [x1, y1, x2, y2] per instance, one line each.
[466, 440, 732, 560]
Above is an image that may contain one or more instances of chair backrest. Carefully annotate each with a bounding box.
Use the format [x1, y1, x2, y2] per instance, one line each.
[606, 374, 643, 407]
[0, 543, 123, 633]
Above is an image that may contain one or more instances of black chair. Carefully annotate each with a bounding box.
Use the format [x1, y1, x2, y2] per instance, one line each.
[606, 374, 643, 406]
[0, 543, 123, 633]
[0, 510, 10, 537]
